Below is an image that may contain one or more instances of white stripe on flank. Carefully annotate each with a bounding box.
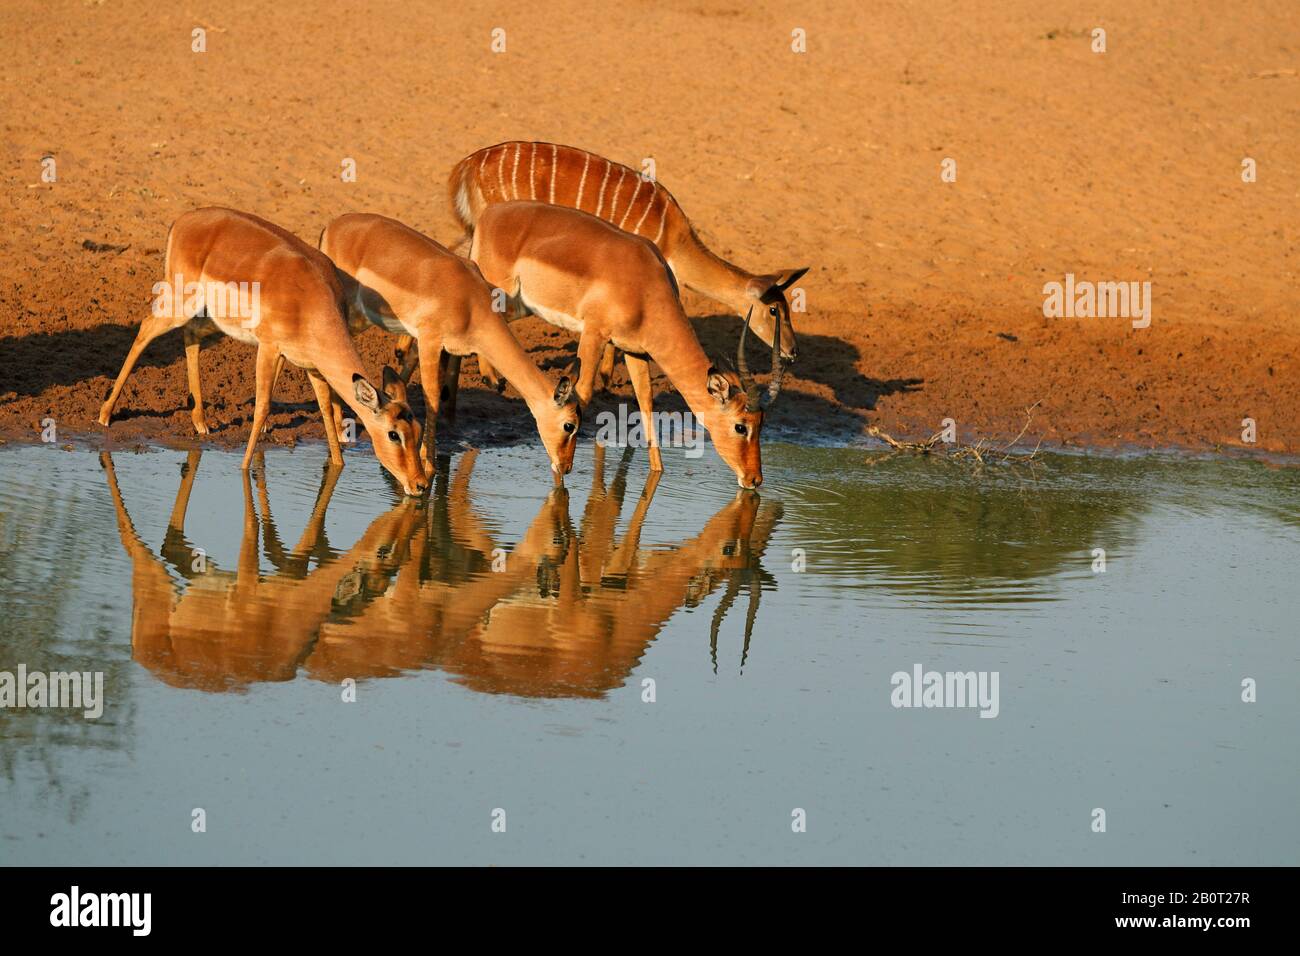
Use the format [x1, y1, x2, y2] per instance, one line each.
[632, 185, 656, 236]
[529, 143, 537, 200]
[497, 146, 507, 198]
[594, 159, 612, 217]
[575, 152, 591, 210]
[479, 149, 491, 175]
[511, 144, 521, 199]
[619, 179, 642, 229]
[607, 168, 626, 222]
[549, 144, 557, 203]
[653, 194, 667, 245]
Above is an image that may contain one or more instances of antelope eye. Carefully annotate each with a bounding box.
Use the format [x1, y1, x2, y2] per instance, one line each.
[734, 423, 747, 435]
[563, 421, 576, 434]
[769, 305, 779, 316]
[387, 430, 401, 443]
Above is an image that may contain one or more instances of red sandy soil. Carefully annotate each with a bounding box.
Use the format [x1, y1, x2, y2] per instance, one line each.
[1, 1, 1296, 456]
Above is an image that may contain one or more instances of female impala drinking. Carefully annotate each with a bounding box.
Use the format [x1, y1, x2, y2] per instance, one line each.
[470, 201, 782, 489]
[318, 213, 581, 477]
[449, 141, 806, 360]
[97, 207, 428, 496]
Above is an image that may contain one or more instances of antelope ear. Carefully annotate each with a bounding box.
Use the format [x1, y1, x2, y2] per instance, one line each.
[746, 267, 810, 301]
[553, 375, 574, 406]
[774, 266, 809, 291]
[381, 365, 407, 404]
[353, 373, 384, 413]
[706, 365, 734, 405]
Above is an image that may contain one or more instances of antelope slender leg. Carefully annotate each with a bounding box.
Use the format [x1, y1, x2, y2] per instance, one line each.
[624, 353, 663, 472]
[167, 449, 203, 530]
[640, 465, 661, 503]
[98, 311, 186, 426]
[476, 354, 502, 390]
[602, 466, 660, 578]
[159, 448, 205, 579]
[415, 333, 444, 478]
[591, 442, 606, 491]
[395, 334, 418, 384]
[262, 354, 287, 434]
[235, 466, 261, 586]
[183, 326, 209, 435]
[573, 332, 610, 407]
[307, 370, 343, 466]
[332, 395, 346, 440]
[292, 461, 342, 574]
[442, 354, 462, 425]
[270, 354, 286, 395]
[252, 450, 293, 572]
[596, 343, 617, 392]
[241, 344, 280, 470]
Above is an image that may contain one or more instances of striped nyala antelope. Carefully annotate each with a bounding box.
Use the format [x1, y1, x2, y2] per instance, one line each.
[390, 141, 808, 405]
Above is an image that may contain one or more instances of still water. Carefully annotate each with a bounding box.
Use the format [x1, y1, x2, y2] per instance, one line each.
[0, 441, 1296, 865]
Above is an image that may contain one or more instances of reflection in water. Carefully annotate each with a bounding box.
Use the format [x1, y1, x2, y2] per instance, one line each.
[4, 444, 1298, 861]
[0, 472, 137, 820]
[103, 447, 782, 698]
[779, 450, 1151, 606]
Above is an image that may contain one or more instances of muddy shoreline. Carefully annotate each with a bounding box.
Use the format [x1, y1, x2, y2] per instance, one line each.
[2, 299, 1294, 460]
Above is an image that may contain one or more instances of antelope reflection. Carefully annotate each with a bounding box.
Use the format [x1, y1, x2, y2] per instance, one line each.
[103, 451, 420, 691]
[104, 447, 781, 697]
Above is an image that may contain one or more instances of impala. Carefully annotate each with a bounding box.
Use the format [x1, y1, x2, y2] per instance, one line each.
[450, 141, 806, 356]
[431, 140, 806, 393]
[97, 206, 427, 496]
[318, 213, 580, 477]
[469, 201, 783, 489]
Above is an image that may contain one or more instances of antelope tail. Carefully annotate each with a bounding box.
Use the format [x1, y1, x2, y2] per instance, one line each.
[448, 154, 484, 233]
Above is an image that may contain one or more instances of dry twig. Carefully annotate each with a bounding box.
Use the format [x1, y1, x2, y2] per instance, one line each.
[866, 400, 1046, 475]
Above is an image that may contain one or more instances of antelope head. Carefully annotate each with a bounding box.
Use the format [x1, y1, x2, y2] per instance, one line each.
[352, 368, 428, 497]
[702, 308, 785, 490]
[744, 267, 808, 362]
[535, 371, 581, 477]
